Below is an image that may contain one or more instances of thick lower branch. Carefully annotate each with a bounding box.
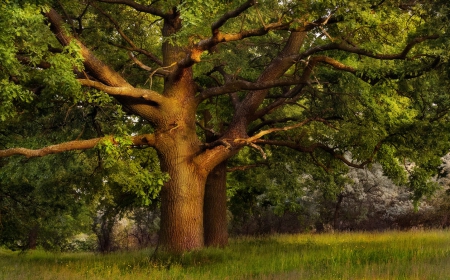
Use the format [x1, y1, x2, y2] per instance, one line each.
[45, 8, 131, 87]
[0, 134, 155, 158]
[77, 79, 166, 105]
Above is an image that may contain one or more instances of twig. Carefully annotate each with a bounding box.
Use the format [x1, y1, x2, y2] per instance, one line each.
[145, 62, 176, 89]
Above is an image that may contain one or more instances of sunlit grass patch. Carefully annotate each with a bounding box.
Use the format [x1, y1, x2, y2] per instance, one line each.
[1, 230, 449, 279]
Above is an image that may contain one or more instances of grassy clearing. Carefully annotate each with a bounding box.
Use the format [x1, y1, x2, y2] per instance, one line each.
[1, 230, 450, 279]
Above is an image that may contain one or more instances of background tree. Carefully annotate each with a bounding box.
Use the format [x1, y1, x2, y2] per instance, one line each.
[1, 0, 450, 252]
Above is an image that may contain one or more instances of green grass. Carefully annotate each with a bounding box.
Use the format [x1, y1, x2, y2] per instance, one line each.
[1, 230, 450, 279]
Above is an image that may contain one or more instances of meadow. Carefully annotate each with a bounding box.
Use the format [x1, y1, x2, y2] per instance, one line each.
[1, 230, 450, 279]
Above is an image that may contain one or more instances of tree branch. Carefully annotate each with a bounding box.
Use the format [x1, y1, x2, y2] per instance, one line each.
[298, 35, 440, 60]
[128, 52, 169, 76]
[249, 117, 302, 136]
[245, 118, 318, 143]
[254, 139, 384, 169]
[16, 55, 51, 69]
[230, 31, 307, 130]
[211, 0, 255, 32]
[179, 21, 291, 69]
[45, 8, 131, 87]
[92, 3, 164, 66]
[310, 55, 441, 84]
[231, 34, 440, 121]
[180, 6, 334, 69]
[196, 121, 219, 137]
[199, 118, 323, 165]
[77, 79, 165, 104]
[227, 162, 268, 172]
[0, 134, 156, 158]
[253, 83, 307, 120]
[178, 12, 342, 70]
[128, 52, 152, 71]
[94, 0, 168, 19]
[198, 78, 306, 100]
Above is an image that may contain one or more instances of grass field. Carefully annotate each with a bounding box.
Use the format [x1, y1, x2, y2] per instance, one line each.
[1, 230, 450, 279]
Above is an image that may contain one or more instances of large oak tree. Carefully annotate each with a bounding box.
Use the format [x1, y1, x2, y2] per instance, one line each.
[1, 0, 450, 252]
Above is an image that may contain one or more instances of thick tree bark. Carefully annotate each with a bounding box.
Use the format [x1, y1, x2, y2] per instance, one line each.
[158, 142, 207, 252]
[204, 160, 229, 247]
[155, 65, 209, 252]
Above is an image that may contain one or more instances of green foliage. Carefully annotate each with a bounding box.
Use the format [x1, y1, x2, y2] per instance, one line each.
[375, 145, 408, 185]
[40, 42, 83, 98]
[0, 153, 94, 251]
[409, 167, 439, 208]
[0, 2, 84, 122]
[96, 137, 168, 206]
[0, 80, 32, 121]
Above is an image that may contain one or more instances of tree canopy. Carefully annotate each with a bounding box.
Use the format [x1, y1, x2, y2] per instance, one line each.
[1, 0, 450, 252]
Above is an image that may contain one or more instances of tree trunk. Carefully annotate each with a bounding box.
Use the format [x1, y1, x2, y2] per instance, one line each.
[27, 225, 38, 250]
[156, 115, 207, 252]
[204, 160, 229, 247]
[159, 154, 206, 252]
[333, 193, 344, 230]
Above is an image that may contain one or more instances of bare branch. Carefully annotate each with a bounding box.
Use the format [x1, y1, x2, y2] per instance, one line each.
[309, 151, 331, 173]
[0, 134, 156, 158]
[251, 49, 440, 120]
[205, 12, 341, 52]
[128, 52, 170, 77]
[248, 142, 267, 159]
[95, 0, 168, 19]
[129, 52, 152, 71]
[196, 121, 218, 137]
